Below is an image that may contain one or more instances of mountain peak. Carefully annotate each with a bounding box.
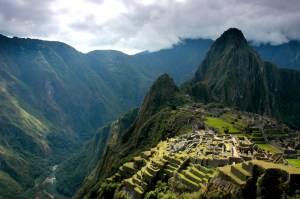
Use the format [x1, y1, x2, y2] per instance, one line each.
[190, 28, 270, 115]
[221, 28, 245, 40]
[138, 73, 180, 120]
[213, 28, 248, 50]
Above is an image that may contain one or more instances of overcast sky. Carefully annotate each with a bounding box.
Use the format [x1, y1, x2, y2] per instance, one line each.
[0, 0, 300, 54]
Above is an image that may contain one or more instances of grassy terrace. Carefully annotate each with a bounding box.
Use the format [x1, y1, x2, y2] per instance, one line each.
[257, 144, 281, 153]
[286, 159, 300, 167]
[204, 117, 240, 134]
[251, 160, 300, 174]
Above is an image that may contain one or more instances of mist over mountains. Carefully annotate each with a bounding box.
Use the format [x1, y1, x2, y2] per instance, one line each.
[0, 30, 300, 198]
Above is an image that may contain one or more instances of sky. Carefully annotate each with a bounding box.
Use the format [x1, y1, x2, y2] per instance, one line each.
[0, 0, 300, 54]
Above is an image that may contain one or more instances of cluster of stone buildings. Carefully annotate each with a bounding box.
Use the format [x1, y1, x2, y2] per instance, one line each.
[107, 126, 292, 198]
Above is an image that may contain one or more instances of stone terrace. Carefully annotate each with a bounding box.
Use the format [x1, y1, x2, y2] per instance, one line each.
[106, 128, 289, 198]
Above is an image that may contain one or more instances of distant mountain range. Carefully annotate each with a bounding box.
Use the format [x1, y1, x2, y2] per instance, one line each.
[0, 30, 300, 198]
[255, 41, 300, 70]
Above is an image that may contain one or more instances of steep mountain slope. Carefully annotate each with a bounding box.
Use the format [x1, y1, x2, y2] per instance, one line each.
[55, 108, 139, 196]
[74, 76, 300, 199]
[0, 35, 147, 197]
[74, 74, 193, 198]
[189, 28, 300, 128]
[1, 30, 300, 197]
[0, 34, 211, 197]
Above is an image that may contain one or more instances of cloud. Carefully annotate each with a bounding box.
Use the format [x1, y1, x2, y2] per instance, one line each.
[0, 0, 56, 37]
[0, 0, 300, 54]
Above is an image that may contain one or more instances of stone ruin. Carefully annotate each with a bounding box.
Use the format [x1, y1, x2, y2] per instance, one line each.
[105, 111, 298, 199]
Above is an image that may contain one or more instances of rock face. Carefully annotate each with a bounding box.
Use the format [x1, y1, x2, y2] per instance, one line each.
[191, 28, 273, 115]
[189, 28, 300, 128]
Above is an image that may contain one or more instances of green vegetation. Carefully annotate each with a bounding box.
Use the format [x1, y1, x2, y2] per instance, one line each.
[0, 171, 23, 198]
[251, 160, 300, 174]
[189, 28, 300, 130]
[56, 108, 138, 196]
[0, 35, 209, 197]
[95, 182, 120, 199]
[1, 28, 300, 199]
[75, 74, 193, 198]
[144, 181, 177, 199]
[204, 117, 239, 134]
[257, 144, 281, 153]
[286, 159, 300, 167]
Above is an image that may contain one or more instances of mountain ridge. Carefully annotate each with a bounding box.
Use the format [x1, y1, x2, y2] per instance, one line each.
[0, 33, 209, 197]
[1, 29, 300, 197]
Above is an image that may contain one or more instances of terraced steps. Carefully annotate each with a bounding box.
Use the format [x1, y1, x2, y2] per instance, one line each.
[123, 162, 135, 175]
[168, 161, 180, 169]
[146, 165, 159, 176]
[174, 163, 213, 191]
[142, 167, 154, 179]
[221, 113, 237, 123]
[252, 132, 262, 137]
[189, 167, 205, 178]
[182, 170, 202, 184]
[219, 166, 246, 186]
[132, 174, 148, 191]
[242, 162, 253, 173]
[124, 178, 136, 190]
[230, 164, 251, 181]
[195, 164, 211, 174]
[133, 187, 144, 199]
[177, 173, 200, 190]
[118, 166, 132, 179]
[166, 164, 178, 171]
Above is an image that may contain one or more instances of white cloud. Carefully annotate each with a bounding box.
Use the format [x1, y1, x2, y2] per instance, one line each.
[0, 0, 300, 54]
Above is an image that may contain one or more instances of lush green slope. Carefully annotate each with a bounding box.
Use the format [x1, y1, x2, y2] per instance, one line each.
[189, 28, 300, 128]
[0, 34, 210, 197]
[55, 108, 139, 196]
[0, 170, 24, 198]
[1, 30, 300, 198]
[74, 74, 192, 198]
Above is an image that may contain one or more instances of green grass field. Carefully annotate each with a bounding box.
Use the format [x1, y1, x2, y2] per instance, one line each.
[286, 158, 300, 167]
[204, 117, 240, 134]
[257, 144, 281, 153]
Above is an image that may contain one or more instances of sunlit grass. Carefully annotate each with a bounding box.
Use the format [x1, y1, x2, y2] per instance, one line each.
[257, 144, 281, 153]
[204, 117, 239, 134]
[12, 99, 49, 135]
[286, 158, 300, 167]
